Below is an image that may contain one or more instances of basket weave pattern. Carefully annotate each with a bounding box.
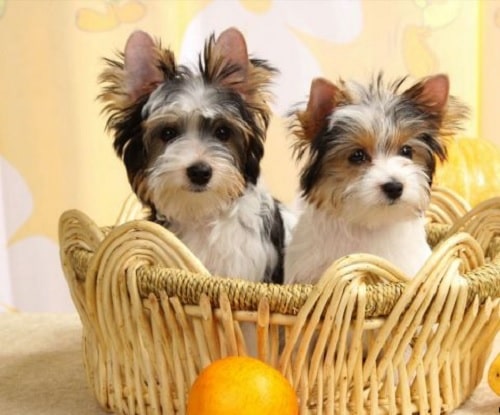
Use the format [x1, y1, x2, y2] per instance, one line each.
[59, 188, 500, 414]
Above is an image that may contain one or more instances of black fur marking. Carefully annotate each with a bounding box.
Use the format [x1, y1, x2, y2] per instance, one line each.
[206, 89, 265, 185]
[108, 97, 150, 186]
[416, 133, 443, 185]
[213, 89, 265, 179]
[300, 124, 340, 196]
[249, 58, 277, 75]
[262, 200, 285, 284]
[151, 210, 171, 229]
[207, 96, 266, 185]
[417, 133, 447, 161]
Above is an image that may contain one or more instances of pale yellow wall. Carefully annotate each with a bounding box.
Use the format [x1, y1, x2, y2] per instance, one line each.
[1, 0, 499, 249]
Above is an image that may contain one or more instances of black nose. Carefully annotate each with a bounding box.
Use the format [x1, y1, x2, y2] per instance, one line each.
[186, 162, 212, 186]
[381, 180, 403, 200]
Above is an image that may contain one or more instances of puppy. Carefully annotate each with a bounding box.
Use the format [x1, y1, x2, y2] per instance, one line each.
[285, 74, 468, 284]
[99, 28, 295, 284]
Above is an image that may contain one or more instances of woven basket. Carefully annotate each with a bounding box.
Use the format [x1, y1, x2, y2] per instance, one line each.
[59, 187, 500, 415]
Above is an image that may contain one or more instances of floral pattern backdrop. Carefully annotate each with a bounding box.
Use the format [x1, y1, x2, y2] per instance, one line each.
[1, 0, 499, 312]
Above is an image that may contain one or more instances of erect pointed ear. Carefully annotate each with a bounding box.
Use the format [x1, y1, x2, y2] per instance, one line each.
[124, 30, 165, 101]
[403, 74, 449, 113]
[212, 27, 249, 91]
[299, 77, 338, 141]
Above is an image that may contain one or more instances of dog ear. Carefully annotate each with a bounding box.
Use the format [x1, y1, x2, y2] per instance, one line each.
[299, 77, 338, 141]
[124, 30, 165, 101]
[212, 27, 249, 93]
[403, 74, 449, 114]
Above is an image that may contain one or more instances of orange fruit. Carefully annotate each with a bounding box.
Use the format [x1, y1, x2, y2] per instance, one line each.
[488, 353, 500, 396]
[186, 356, 299, 415]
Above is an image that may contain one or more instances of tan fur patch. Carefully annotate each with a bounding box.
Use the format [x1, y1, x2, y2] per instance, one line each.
[98, 43, 176, 123]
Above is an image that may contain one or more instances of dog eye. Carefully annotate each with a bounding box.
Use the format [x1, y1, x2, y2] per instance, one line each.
[214, 125, 232, 141]
[160, 127, 179, 142]
[348, 149, 370, 164]
[399, 145, 413, 159]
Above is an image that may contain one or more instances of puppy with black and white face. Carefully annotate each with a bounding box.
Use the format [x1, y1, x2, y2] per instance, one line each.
[99, 28, 295, 284]
[284, 74, 468, 284]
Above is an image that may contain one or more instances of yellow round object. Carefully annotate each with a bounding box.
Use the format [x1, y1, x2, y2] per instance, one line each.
[488, 353, 500, 396]
[434, 137, 500, 207]
[186, 356, 299, 415]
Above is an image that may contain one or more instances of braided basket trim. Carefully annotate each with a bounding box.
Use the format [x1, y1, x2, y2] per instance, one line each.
[58, 188, 500, 415]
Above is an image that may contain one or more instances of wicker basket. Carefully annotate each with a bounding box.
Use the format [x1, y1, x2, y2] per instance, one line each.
[59, 187, 500, 415]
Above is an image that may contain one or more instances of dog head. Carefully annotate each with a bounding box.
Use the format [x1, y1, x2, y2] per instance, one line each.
[99, 28, 277, 223]
[290, 74, 468, 228]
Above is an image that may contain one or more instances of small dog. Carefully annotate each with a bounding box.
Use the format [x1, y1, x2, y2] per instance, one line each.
[285, 74, 468, 284]
[99, 28, 295, 284]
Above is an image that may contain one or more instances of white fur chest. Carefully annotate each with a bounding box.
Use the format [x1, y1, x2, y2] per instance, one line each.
[170, 187, 278, 283]
[284, 205, 431, 284]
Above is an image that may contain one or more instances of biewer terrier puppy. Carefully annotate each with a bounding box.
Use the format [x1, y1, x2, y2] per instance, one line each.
[285, 74, 468, 284]
[99, 28, 294, 284]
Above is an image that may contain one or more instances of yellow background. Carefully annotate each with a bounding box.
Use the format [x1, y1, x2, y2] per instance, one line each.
[1, 0, 499, 311]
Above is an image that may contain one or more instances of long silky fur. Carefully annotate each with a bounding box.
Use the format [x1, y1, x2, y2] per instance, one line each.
[290, 74, 469, 167]
[98, 34, 277, 194]
[284, 73, 469, 285]
[97, 30, 295, 298]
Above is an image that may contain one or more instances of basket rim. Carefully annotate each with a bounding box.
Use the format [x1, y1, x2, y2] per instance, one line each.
[57, 192, 500, 415]
[61, 209, 500, 318]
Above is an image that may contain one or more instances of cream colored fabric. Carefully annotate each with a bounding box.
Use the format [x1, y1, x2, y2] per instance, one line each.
[0, 313, 107, 415]
[0, 313, 498, 414]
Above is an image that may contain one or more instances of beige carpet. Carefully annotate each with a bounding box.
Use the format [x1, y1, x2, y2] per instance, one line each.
[0, 313, 498, 414]
[0, 313, 107, 415]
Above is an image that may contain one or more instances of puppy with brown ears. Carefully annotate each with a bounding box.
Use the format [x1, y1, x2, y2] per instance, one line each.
[285, 74, 468, 284]
[99, 28, 296, 285]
